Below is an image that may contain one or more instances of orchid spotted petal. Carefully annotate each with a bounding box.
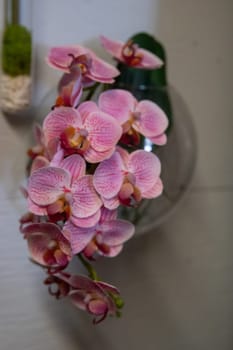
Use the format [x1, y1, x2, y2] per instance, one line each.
[63, 220, 95, 254]
[128, 150, 161, 193]
[93, 151, 124, 199]
[71, 175, 102, 218]
[28, 167, 71, 206]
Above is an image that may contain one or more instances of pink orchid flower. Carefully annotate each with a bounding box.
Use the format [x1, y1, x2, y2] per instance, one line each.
[42, 105, 122, 163]
[27, 154, 102, 227]
[45, 272, 121, 323]
[100, 35, 163, 68]
[93, 148, 163, 209]
[99, 89, 168, 145]
[21, 223, 71, 268]
[62, 207, 135, 256]
[46, 45, 119, 85]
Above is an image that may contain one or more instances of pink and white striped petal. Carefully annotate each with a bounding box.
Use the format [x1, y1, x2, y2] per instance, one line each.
[93, 152, 124, 199]
[87, 54, 119, 83]
[128, 150, 161, 193]
[141, 177, 163, 199]
[28, 167, 71, 206]
[71, 175, 102, 218]
[60, 154, 86, 184]
[63, 220, 95, 254]
[99, 89, 136, 125]
[71, 209, 100, 228]
[83, 146, 115, 164]
[85, 111, 122, 152]
[77, 101, 99, 123]
[102, 197, 120, 210]
[43, 107, 82, 145]
[27, 197, 48, 216]
[134, 100, 168, 138]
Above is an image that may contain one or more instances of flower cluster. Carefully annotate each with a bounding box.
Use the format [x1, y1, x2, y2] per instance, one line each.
[20, 35, 168, 323]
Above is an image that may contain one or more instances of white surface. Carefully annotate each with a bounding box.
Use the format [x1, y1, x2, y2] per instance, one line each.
[0, 1, 232, 349]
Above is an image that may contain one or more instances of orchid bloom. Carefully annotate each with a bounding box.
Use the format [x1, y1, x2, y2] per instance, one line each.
[45, 272, 122, 323]
[42, 105, 122, 163]
[21, 223, 71, 268]
[27, 154, 102, 227]
[47, 45, 119, 85]
[93, 148, 163, 209]
[100, 35, 163, 68]
[99, 89, 168, 145]
[62, 208, 135, 256]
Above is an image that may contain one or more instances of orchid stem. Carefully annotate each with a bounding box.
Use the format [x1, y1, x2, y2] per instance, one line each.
[78, 254, 98, 281]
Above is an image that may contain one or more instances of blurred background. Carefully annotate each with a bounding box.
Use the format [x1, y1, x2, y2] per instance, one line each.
[0, 0, 232, 349]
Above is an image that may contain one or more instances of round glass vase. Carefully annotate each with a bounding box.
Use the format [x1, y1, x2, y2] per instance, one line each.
[0, 0, 33, 116]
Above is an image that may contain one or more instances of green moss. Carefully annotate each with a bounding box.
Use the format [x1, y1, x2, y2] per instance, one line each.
[2, 24, 32, 76]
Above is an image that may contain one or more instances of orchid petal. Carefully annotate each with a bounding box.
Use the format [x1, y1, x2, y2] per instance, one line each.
[60, 154, 86, 184]
[30, 156, 49, 174]
[102, 196, 120, 210]
[128, 150, 161, 192]
[71, 209, 100, 228]
[148, 133, 167, 145]
[93, 152, 124, 199]
[71, 175, 102, 218]
[28, 167, 71, 206]
[100, 36, 123, 61]
[69, 291, 87, 310]
[98, 220, 135, 246]
[137, 48, 163, 68]
[84, 146, 115, 164]
[88, 299, 108, 316]
[43, 107, 82, 145]
[77, 101, 99, 123]
[63, 220, 95, 254]
[134, 100, 168, 137]
[96, 281, 120, 295]
[141, 177, 163, 198]
[99, 89, 136, 125]
[104, 245, 123, 257]
[85, 111, 122, 152]
[88, 54, 119, 83]
[46, 46, 87, 72]
[28, 197, 48, 216]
